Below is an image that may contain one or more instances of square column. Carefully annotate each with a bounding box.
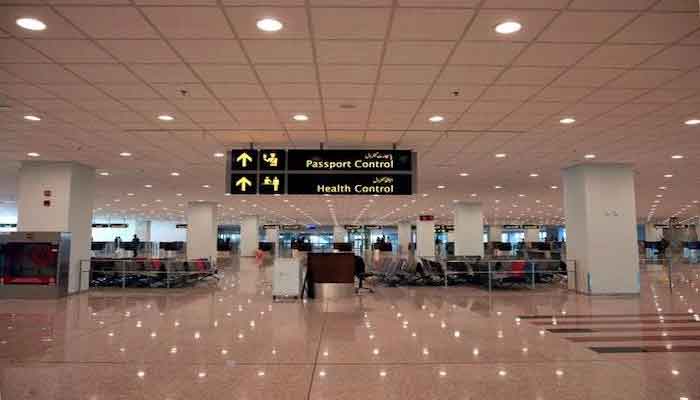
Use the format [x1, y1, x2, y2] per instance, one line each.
[488, 226, 502, 242]
[644, 223, 661, 241]
[332, 225, 347, 243]
[454, 202, 484, 257]
[186, 202, 217, 264]
[563, 163, 640, 294]
[416, 216, 435, 258]
[397, 222, 412, 254]
[524, 228, 540, 243]
[240, 215, 259, 257]
[265, 227, 279, 254]
[134, 220, 151, 241]
[17, 161, 95, 293]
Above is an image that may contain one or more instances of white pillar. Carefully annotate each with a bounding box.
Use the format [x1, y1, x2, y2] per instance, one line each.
[488, 225, 502, 242]
[524, 228, 540, 243]
[134, 220, 151, 241]
[265, 227, 279, 254]
[398, 222, 412, 254]
[240, 215, 259, 257]
[416, 216, 435, 258]
[454, 202, 484, 257]
[17, 161, 95, 293]
[186, 202, 217, 264]
[645, 223, 660, 241]
[332, 225, 347, 242]
[563, 163, 640, 294]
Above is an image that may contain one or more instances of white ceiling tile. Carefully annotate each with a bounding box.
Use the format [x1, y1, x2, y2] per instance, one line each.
[273, 99, 321, 112]
[221, 99, 273, 111]
[640, 45, 700, 70]
[608, 69, 685, 89]
[538, 12, 637, 43]
[318, 65, 378, 83]
[26, 39, 114, 63]
[419, 100, 470, 114]
[663, 70, 700, 89]
[379, 66, 441, 84]
[652, 0, 700, 11]
[152, 83, 213, 99]
[578, 44, 663, 68]
[209, 83, 267, 99]
[581, 88, 647, 103]
[142, 7, 233, 39]
[384, 41, 453, 65]
[451, 42, 526, 65]
[130, 64, 199, 83]
[0, 6, 85, 39]
[429, 84, 486, 100]
[1, 63, 82, 84]
[399, 0, 479, 5]
[483, 0, 568, 8]
[100, 40, 180, 63]
[266, 83, 319, 99]
[551, 68, 624, 87]
[316, 41, 383, 64]
[496, 66, 563, 85]
[373, 100, 421, 114]
[67, 64, 141, 84]
[533, 87, 593, 102]
[515, 43, 596, 67]
[98, 83, 160, 99]
[632, 88, 698, 104]
[57, 6, 159, 39]
[0, 83, 56, 99]
[375, 84, 430, 99]
[610, 13, 700, 44]
[468, 101, 521, 114]
[313, 7, 391, 39]
[480, 85, 540, 102]
[172, 40, 246, 63]
[391, 8, 473, 40]
[191, 64, 257, 83]
[569, 0, 656, 10]
[0, 39, 50, 63]
[256, 65, 316, 83]
[322, 83, 374, 99]
[465, 10, 557, 42]
[244, 40, 313, 63]
[225, 7, 309, 39]
[438, 65, 503, 84]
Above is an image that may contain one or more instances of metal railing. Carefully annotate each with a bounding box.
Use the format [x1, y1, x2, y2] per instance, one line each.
[80, 258, 218, 290]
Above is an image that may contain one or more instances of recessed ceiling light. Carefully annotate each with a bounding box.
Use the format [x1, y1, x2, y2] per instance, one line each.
[529, 173, 539, 177]
[437, 185, 446, 189]
[292, 114, 309, 121]
[170, 172, 180, 176]
[176, 193, 183, 197]
[671, 155, 684, 159]
[664, 174, 673, 178]
[119, 152, 132, 157]
[23, 115, 41, 121]
[518, 194, 525, 197]
[494, 20, 522, 35]
[495, 153, 507, 158]
[459, 172, 469, 177]
[144, 184, 153, 188]
[494, 185, 503, 189]
[213, 152, 225, 158]
[127, 193, 135, 197]
[202, 184, 211, 188]
[684, 119, 700, 126]
[658, 186, 667, 190]
[550, 185, 559, 189]
[584, 154, 596, 159]
[656, 194, 663, 198]
[98, 171, 110, 176]
[157, 114, 174, 121]
[256, 18, 283, 32]
[16, 18, 46, 31]
[26, 152, 40, 157]
[429, 115, 445, 123]
[559, 117, 576, 124]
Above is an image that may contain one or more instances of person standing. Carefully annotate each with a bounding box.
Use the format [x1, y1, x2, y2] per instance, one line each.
[131, 234, 140, 257]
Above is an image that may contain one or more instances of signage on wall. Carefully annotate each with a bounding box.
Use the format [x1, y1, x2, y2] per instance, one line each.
[92, 224, 110, 228]
[522, 224, 540, 229]
[109, 223, 129, 228]
[503, 224, 522, 229]
[226, 149, 415, 195]
[419, 215, 434, 221]
[262, 224, 280, 230]
[0, 223, 17, 228]
[435, 224, 454, 233]
[363, 225, 382, 230]
[281, 224, 304, 230]
[344, 225, 362, 231]
[176, 224, 188, 229]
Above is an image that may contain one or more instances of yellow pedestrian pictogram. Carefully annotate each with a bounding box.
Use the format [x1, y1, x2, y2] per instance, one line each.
[262, 176, 280, 192]
[236, 152, 253, 167]
[262, 152, 278, 167]
[235, 176, 252, 191]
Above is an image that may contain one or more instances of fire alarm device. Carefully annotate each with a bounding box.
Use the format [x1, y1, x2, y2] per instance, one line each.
[44, 190, 52, 197]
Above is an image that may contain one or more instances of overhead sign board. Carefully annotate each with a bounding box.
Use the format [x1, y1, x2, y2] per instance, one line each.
[176, 224, 188, 229]
[344, 225, 362, 231]
[263, 224, 280, 230]
[503, 224, 522, 229]
[281, 224, 304, 230]
[287, 173, 412, 195]
[287, 150, 412, 172]
[419, 215, 434, 221]
[226, 148, 415, 195]
[435, 224, 454, 233]
[522, 224, 540, 229]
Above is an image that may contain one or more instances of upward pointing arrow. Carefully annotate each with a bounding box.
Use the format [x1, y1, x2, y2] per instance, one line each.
[236, 152, 253, 167]
[235, 176, 252, 191]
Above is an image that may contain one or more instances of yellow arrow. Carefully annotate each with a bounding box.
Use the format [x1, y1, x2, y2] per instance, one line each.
[235, 176, 252, 191]
[236, 152, 253, 167]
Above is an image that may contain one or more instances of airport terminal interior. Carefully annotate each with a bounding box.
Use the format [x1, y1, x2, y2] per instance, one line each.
[1, 0, 700, 399]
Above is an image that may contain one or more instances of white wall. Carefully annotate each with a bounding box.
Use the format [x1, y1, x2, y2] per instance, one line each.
[187, 202, 218, 263]
[152, 221, 186, 242]
[454, 202, 484, 257]
[239, 215, 259, 257]
[91, 220, 185, 242]
[397, 222, 412, 254]
[416, 218, 435, 258]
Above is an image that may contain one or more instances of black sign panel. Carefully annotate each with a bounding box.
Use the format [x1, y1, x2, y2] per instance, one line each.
[522, 224, 540, 229]
[287, 150, 412, 172]
[263, 225, 280, 230]
[230, 174, 257, 194]
[503, 224, 522, 229]
[435, 224, 455, 233]
[0, 223, 17, 228]
[364, 225, 382, 230]
[92, 223, 109, 228]
[258, 173, 285, 195]
[110, 223, 129, 228]
[344, 225, 362, 231]
[287, 173, 412, 195]
[230, 149, 257, 171]
[281, 224, 304, 230]
[259, 149, 286, 171]
[654, 224, 669, 229]
[176, 224, 188, 229]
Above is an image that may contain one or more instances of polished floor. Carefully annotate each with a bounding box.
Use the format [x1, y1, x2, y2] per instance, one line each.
[1, 258, 699, 400]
